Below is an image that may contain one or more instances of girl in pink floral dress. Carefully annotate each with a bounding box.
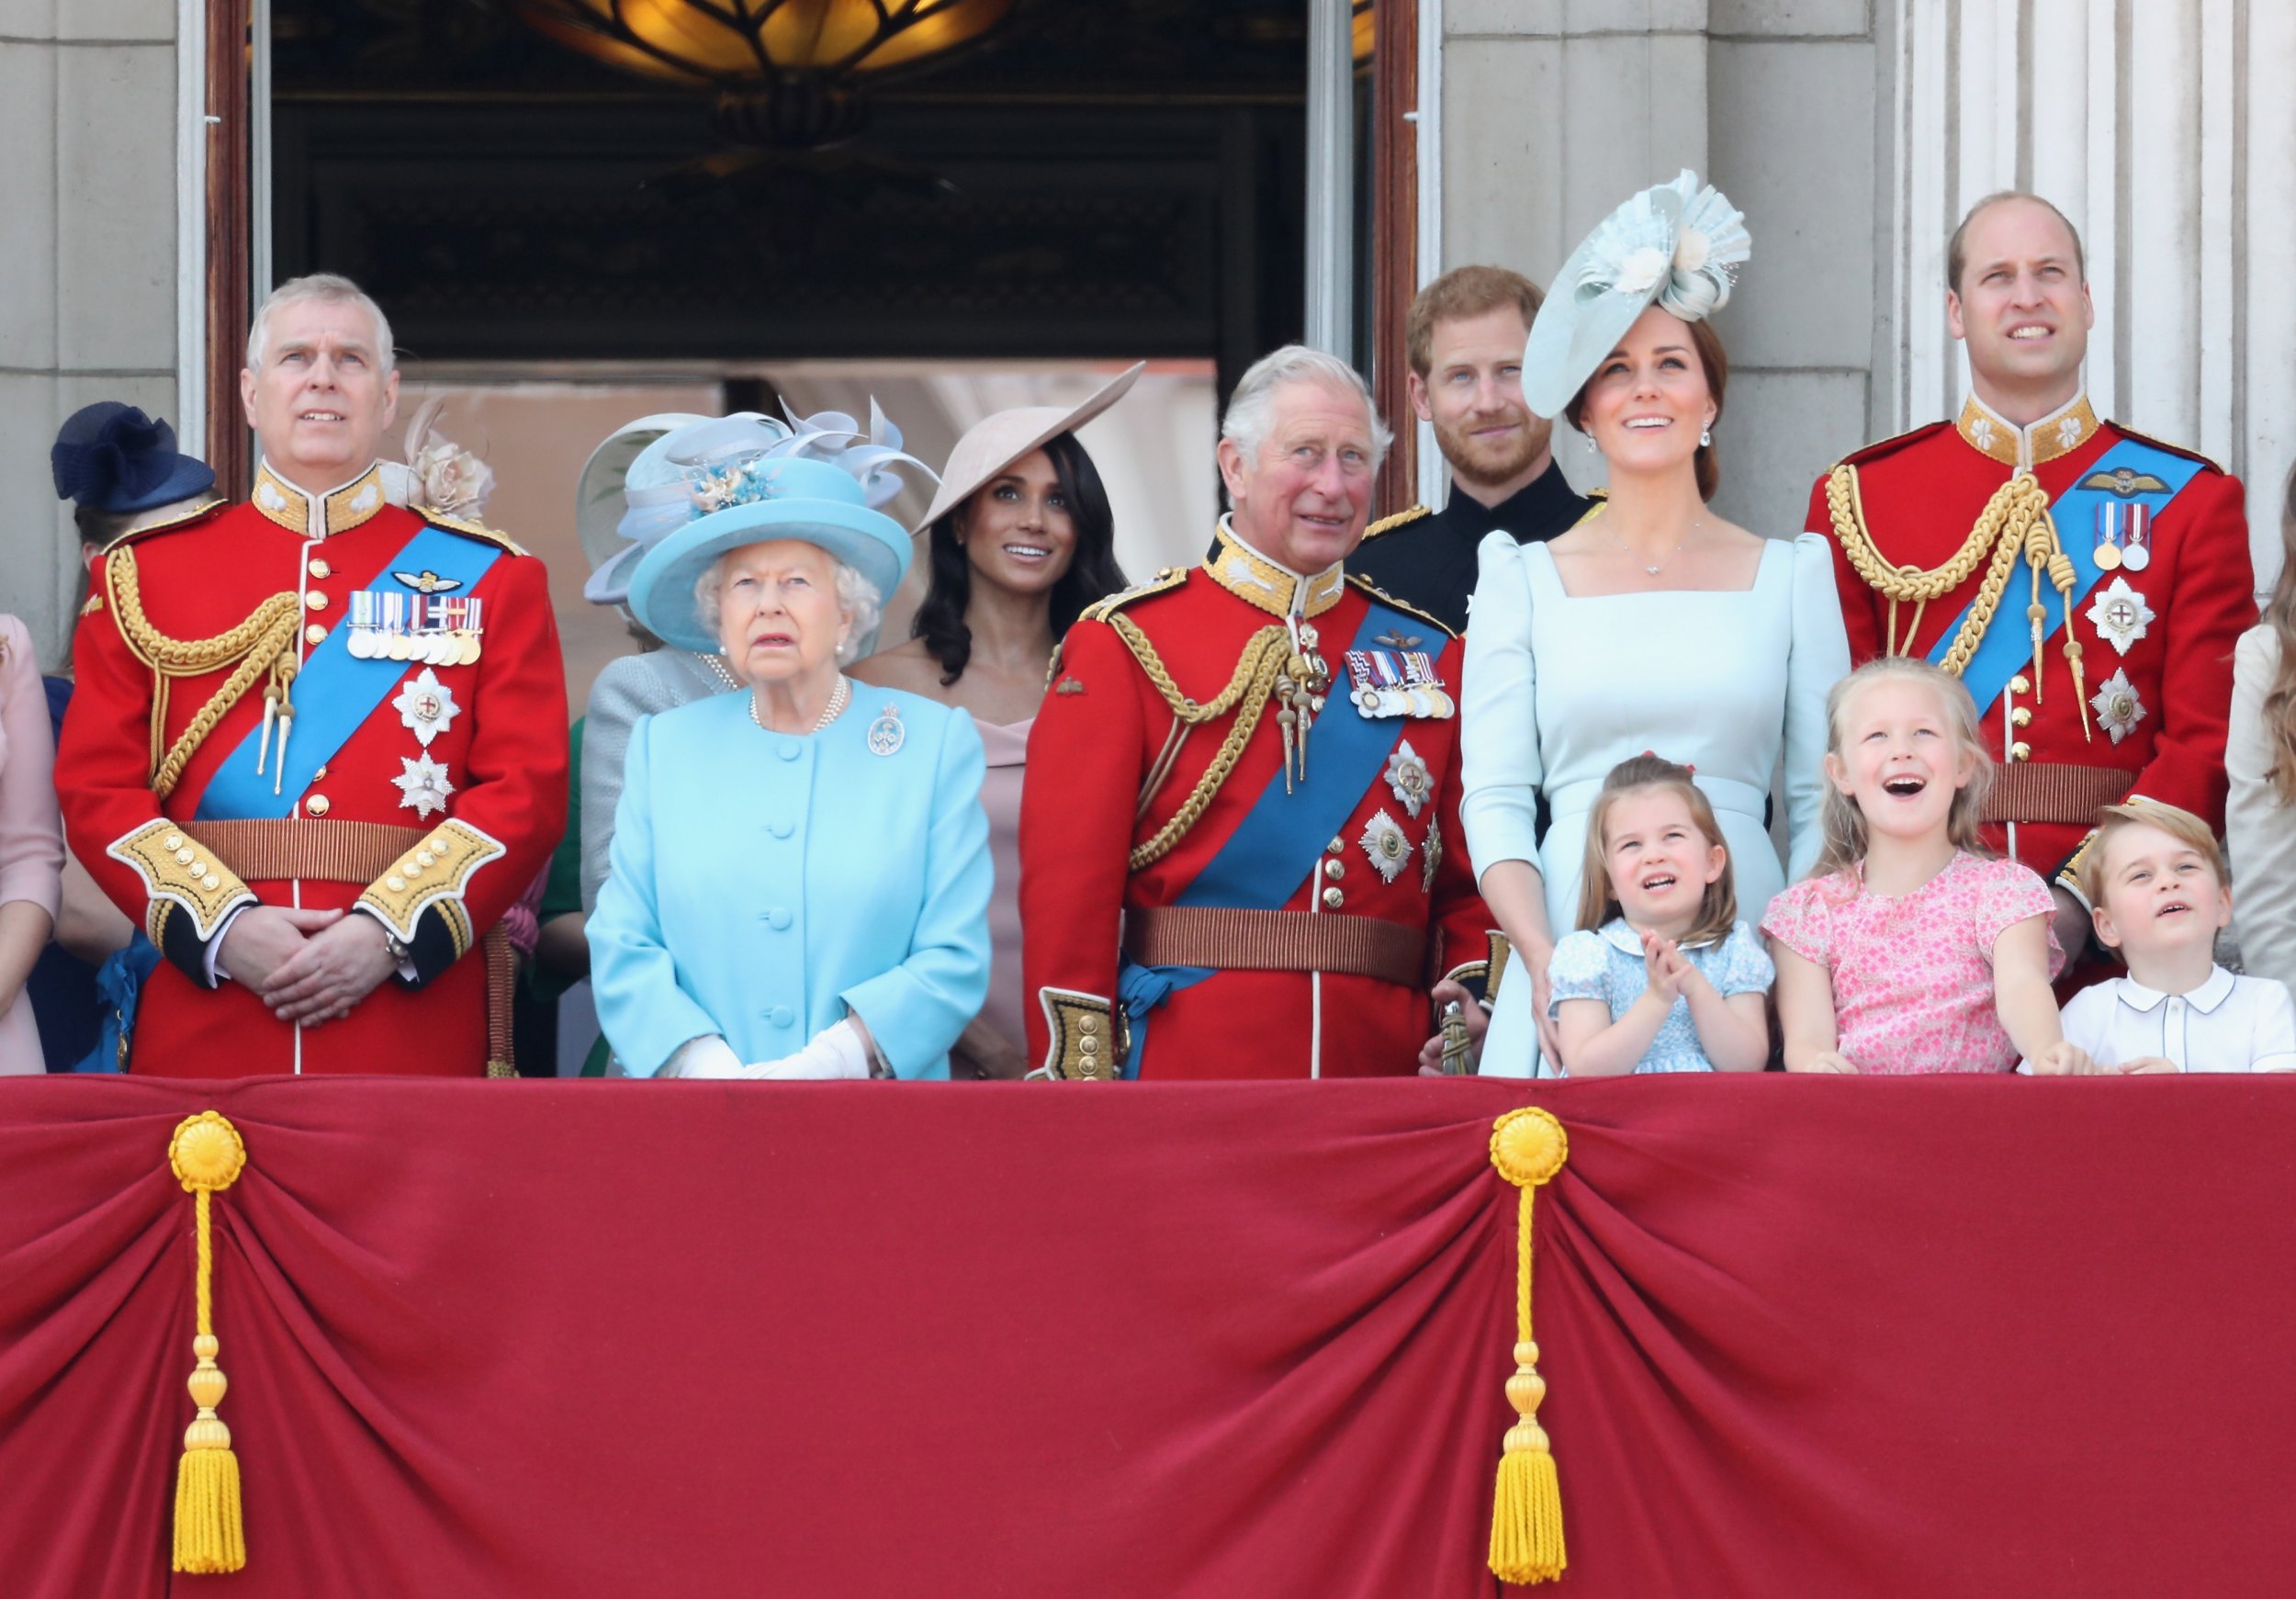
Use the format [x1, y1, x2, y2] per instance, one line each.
[1763, 659, 2088, 1075]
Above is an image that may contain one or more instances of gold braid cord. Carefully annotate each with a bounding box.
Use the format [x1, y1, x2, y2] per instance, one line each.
[1825, 465, 2059, 675]
[1107, 613, 1293, 871]
[107, 551, 301, 800]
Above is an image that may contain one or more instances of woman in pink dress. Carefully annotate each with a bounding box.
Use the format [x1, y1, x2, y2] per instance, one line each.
[0, 614, 64, 1073]
[853, 367, 1138, 1077]
[1765, 658, 2086, 1075]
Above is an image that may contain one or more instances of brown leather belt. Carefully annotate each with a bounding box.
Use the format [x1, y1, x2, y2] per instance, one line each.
[1123, 906, 1426, 986]
[195, 819, 428, 884]
[1982, 763, 2134, 828]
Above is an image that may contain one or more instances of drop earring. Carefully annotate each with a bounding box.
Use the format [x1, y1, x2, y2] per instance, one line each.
[1699, 426, 1713, 447]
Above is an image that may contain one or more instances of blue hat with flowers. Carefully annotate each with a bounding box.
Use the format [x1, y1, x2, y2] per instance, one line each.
[1521, 170, 1750, 420]
[624, 410, 935, 655]
[51, 402, 218, 514]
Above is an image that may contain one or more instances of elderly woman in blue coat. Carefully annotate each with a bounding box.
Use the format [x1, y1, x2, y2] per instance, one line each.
[588, 426, 992, 1079]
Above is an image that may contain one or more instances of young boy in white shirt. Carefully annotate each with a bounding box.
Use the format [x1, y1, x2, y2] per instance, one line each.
[2049, 802, 2296, 1074]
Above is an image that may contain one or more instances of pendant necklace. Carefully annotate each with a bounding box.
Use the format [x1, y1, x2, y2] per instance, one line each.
[1611, 516, 1702, 578]
[749, 674, 850, 734]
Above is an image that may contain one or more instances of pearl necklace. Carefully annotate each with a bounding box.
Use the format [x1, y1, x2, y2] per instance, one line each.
[704, 652, 740, 690]
[749, 673, 850, 735]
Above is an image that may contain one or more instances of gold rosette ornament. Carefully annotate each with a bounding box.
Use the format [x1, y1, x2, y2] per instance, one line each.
[1487, 1107, 1570, 1584]
[168, 1111, 249, 1573]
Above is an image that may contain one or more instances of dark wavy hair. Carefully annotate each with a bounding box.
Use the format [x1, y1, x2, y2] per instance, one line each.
[913, 430, 1128, 684]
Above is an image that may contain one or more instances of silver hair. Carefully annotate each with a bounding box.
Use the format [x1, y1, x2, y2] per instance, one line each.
[245, 274, 397, 376]
[1219, 344, 1392, 497]
[695, 549, 884, 669]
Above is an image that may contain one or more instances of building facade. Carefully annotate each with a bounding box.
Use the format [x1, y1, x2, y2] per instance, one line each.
[4, 0, 2289, 667]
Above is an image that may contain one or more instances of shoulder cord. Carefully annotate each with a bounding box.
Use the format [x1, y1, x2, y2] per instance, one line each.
[1826, 465, 2089, 739]
[107, 550, 303, 799]
[1106, 614, 1293, 871]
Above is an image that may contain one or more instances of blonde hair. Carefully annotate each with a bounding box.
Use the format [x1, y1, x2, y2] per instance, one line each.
[1812, 658, 1995, 877]
[2077, 802, 2230, 906]
[1575, 754, 1738, 948]
[2257, 460, 2296, 803]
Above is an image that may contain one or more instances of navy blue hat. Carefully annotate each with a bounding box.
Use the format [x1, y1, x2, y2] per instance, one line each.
[51, 402, 217, 513]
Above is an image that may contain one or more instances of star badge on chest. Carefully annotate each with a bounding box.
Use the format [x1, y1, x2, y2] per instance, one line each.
[391, 667, 462, 748]
[2084, 577, 2154, 658]
[392, 752, 456, 818]
[1385, 739, 1432, 818]
[1358, 808, 1412, 884]
[2088, 668, 2147, 745]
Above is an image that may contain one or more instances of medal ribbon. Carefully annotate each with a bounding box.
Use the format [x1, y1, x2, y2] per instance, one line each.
[193, 526, 501, 821]
[1925, 436, 2203, 712]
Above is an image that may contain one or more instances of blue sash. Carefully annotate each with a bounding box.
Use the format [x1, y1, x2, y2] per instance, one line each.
[195, 525, 501, 821]
[1120, 599, 1430, 1072]
[1927, 437, 2203, 712]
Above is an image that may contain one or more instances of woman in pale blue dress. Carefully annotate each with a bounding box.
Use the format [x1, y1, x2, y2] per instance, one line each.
[1460, 172, 1850, 1076]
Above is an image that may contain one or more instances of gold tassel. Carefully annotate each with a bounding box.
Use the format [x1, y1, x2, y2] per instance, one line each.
[169, 1111, 249, 1574]
[1488, 1107, 1570, 1585]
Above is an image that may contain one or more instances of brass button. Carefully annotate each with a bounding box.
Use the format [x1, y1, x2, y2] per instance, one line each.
[305, 624, 327, 647]
[386, 875, 407, 893]
[415, 850, 437, 869]
[402, 859, 423, 879]
[2009, 673, 2032, 694]
[1078, 1015, 1097, 1034]
[201, 873, 222, 891]
[2010, 741, 2032, 762]
[2011, 707, 2032, 727]
[304, 591, 329, 613]
[306, 794, 331, 816]
[430, 835, 451, 852]
[1326, 838, 1345, 855]
[314, 764, 328, 780]
[1078, 1035, 1099, 1055]
[1323, 858, 1345, 880]
[174, 848, 194, 866]
[1322, 886, 1345, 909]
[308, 557, 332, 580]
[163, 832, 183, 850]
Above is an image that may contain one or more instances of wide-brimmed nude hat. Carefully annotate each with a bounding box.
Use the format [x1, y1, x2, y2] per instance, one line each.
[914, 361, 1144, 533]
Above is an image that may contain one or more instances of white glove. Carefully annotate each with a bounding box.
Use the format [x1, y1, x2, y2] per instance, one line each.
[746, 1019, 872, 1081]
[662, 1035, 745, 1079]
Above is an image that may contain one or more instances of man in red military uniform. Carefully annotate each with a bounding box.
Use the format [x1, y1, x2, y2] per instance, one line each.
[1808, 193, 2253, 955]
[58, 274, 568, 1076]
[1020, 346, 1494, 1079]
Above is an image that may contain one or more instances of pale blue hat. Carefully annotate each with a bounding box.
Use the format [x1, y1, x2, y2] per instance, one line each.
[1521, 170, 1750, 420]
[626, 426, 932, 654]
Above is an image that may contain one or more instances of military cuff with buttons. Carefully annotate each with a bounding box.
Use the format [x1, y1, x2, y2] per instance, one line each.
[1036, 987, 1124, 1080]
[355, 818, 506, 988]
[107, 820, 258, 989]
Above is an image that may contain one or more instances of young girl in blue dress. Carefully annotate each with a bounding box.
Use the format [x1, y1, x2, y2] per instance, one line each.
[1547, 754, 1773, 1075]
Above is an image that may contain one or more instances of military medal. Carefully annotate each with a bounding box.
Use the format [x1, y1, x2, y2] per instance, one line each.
[2098, 501, 2152, 572]
[348, 591, 379, 659]
[2085, 577, 2155, 658]
[1385, 739, 1432, 818]
[391, 752, 455, 817]
[2089, 668, 2146, 745]
[1345, 648, 1453, 721]
[866, 703, 906, 756]
[1422, 815, 1442, 894]
[1357, 809, 1412, 884]
[392, 667, 462, 748]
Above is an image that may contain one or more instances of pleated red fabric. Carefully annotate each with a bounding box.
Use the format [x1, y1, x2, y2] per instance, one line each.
[2, 1074, 2290, 1598]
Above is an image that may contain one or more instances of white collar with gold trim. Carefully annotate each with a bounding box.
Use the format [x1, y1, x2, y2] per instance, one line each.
[251, 461, 389, 540]
[1204, 516, 1346, 620]
[1954, 390, 2099, 471]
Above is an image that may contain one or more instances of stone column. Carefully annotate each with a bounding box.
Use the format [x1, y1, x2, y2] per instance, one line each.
[0, 0, 185, 667]
[1888, 0, 2292, 588]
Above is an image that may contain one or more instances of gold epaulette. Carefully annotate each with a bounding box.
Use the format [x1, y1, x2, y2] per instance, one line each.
[1345, 573, 1458, 640]
[1569, 489, 1607, 529]
[2102, 422, 2224, 476]
[1081, 567, 1187, 624]
[1361, 503, 1430, 543]
[102, 494, 230, 551]
[418, 508, 529, 557]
